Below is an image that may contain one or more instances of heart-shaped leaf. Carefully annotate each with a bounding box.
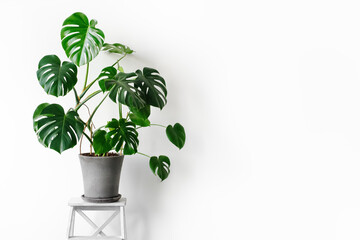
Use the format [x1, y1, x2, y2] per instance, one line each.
[129, 105, 151, 127]
[135, 67, 167, 109]
[33, 103, 84, 153]
[36, 55, 78, 97]
[102, 43, 134, 55]
[166, 123, 186, 149]
[105, 118, 139, 155]
[104, 71, 146, 109]
[61, 12, 105, 66]
[149, 155, 171, 181]
[93, 129, 112, 155]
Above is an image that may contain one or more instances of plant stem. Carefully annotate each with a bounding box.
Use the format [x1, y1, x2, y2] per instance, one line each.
[111, 54, 127, 67]
[75, 90, 102, 111]
[137, 152, 151, 158]
[150, 123, 166, 128]
[79, 124, 93, 155]
[79, 104, 94, 154]
[89, 122, 93, 154]
[73, 88, 80, 104]
[136, 123, 167, 129]
[78, 54, 126, 102]
[118, 102, 122, 119]
[79, 132, 83, 154]
[83, 62, 90, 90]
[82, 132, 93, 144]
[79, 77, 99, 100]
[86, 91, 110, 129]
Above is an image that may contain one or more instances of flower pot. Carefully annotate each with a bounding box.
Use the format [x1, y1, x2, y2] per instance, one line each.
[79, 154, 124, 203]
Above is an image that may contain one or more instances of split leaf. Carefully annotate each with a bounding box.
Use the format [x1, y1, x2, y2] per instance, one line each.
[149, 155, 171, 181]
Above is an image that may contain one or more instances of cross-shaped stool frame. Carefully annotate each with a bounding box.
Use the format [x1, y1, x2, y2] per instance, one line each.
[67, 197, 127, 240]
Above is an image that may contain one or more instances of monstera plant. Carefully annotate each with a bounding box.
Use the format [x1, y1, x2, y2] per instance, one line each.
[33, 12, 186, 188]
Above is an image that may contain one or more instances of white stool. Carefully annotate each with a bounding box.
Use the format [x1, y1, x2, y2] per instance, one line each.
[67, 197, 127, 239]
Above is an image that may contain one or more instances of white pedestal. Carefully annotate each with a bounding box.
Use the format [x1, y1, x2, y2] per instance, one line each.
[67, 197, 127, 240]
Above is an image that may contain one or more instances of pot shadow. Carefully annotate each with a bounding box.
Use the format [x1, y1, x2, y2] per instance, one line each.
[91, 155, 162, 240]
[120, 155, 164, 240]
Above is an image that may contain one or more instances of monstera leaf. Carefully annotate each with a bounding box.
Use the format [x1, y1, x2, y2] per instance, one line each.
[104, 71, 146, 109]
[135, 68, 167, 109]
[105, 118, 139, 155]
[102, 43, 133, 55]
[93, 129, 112, 155]
[149, 155, 171, 181]
[129, 105, 151, 127]
[33, 103, 84, 153]
[166, 123, 186, 149]
[36, 55, 77, 97]
[61, 12, 105, 66]
[98, 66, 117, 92]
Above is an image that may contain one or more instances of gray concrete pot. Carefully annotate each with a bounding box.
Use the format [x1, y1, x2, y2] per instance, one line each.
[79, 154, 124, 203]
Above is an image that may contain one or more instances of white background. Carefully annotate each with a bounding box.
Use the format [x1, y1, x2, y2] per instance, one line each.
[1, 0, 360, 239]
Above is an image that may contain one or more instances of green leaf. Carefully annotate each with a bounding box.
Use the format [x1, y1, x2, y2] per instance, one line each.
[135, 67, 167, 109]
[98, 66, 117, 92]
[93, 129, 112, 155]
[166, 123, 186, 149]
[118, 65, 124, 72]
[33, 103, 84, 153]
[149, 155, 171, 181]
[105, 118, 139, 155]
[102, 43, 134, 55]
[129, 114, 150, 127]
[61, 12, 105, 66]
[130, 105, 150, 119]
[129, 105, 151, 127]
[36, 55, 78, 97]
[105, 72, 146, 109]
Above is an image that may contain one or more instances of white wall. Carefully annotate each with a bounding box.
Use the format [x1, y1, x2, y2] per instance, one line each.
[1, 0, 360, 239]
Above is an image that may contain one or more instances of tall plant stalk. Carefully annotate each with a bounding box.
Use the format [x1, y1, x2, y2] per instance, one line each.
[83, 62, 90, 90]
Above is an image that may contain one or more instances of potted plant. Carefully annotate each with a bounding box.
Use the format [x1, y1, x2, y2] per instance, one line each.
[32, 12, 186, 203]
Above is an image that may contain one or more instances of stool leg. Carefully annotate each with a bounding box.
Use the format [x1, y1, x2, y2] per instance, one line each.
[67, 207, 75, 239]
[122, 206, 127, 240]
[119, 206, 123, 238]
